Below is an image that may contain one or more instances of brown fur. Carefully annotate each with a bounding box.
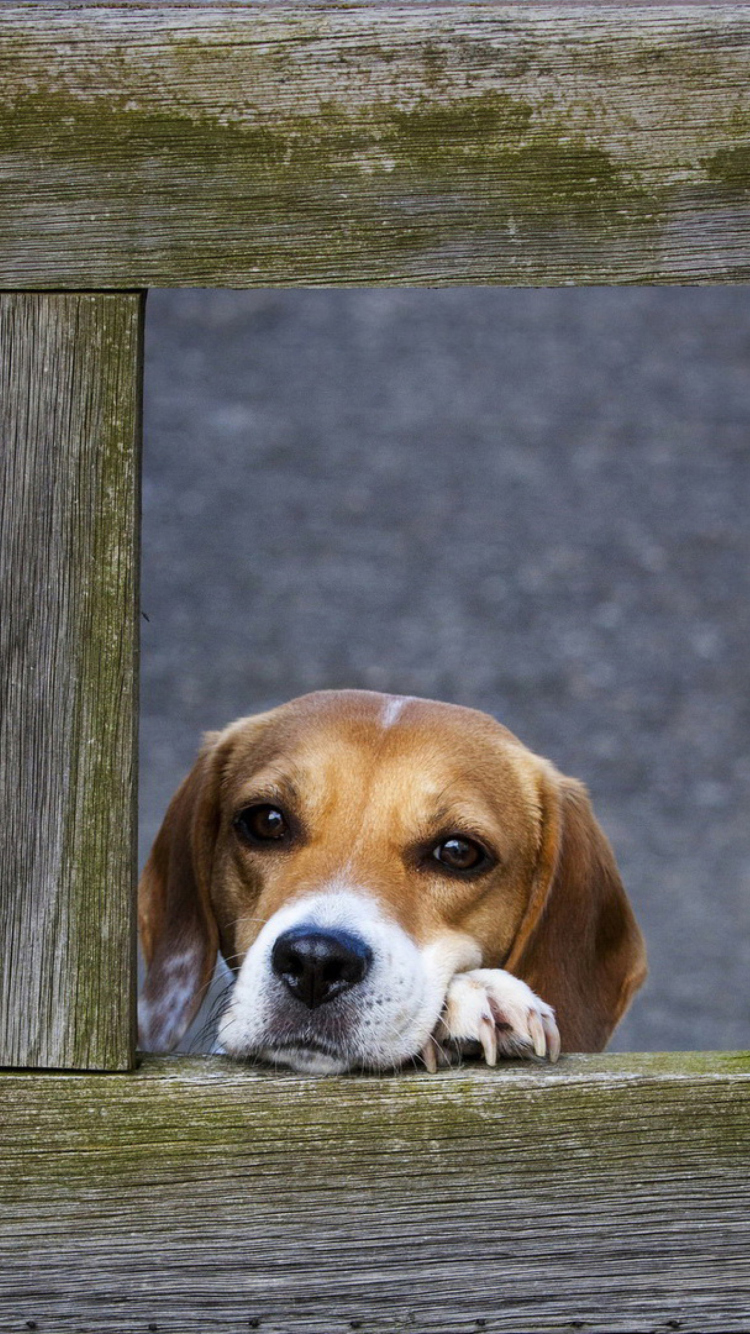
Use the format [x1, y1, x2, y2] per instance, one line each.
[139, 690, 646, 1054]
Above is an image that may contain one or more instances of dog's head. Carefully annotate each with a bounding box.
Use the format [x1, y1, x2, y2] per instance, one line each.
[138, 690, 646, 1071]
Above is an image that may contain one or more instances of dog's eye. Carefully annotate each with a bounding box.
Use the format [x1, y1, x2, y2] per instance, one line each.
[432, 836, 487, 872]
[233, 804, 289, 843]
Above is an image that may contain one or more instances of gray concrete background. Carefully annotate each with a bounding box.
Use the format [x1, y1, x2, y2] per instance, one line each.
[141, 288, 750, 1053]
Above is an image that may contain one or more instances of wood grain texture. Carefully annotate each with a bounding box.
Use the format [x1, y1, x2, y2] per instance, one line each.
[0, 293, 143, 1070]
[0, 1053, 748, 1331]
[1, 4, 750, 286]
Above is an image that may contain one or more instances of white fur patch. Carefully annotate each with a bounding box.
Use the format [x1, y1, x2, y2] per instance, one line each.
[138, 946, 203, 1052]
[380, 695, 410, 729]
[218, 887, 459, 1074]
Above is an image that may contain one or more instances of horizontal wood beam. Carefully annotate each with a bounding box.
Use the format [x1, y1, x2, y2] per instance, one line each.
[1, 1053, 749, 1331]
[1, 3, 750, 286]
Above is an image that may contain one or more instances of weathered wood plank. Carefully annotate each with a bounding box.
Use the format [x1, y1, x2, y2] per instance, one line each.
[1, 4, 750, 286]
[0, 293, 143, 1070]
[0, 1054, 748, 1331]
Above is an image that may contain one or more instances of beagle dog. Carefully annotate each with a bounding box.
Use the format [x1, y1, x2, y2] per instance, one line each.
[138, 690, 646, 1073]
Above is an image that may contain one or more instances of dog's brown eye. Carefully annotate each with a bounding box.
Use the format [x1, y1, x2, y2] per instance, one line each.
[234, 804, 288, 843]
[432, 836, 487, 872]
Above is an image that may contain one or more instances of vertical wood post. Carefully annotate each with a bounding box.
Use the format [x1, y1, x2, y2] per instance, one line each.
[0, 293, 143, 1070]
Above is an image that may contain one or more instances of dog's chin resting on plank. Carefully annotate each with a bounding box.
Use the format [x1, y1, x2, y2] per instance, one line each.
[138, 690, 646, 1074]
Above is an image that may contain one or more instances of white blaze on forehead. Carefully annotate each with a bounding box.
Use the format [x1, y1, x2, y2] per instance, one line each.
[380, 695, 412, 729]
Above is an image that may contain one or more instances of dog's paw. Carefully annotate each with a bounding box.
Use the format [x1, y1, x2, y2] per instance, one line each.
[423, 969, 560, 1071]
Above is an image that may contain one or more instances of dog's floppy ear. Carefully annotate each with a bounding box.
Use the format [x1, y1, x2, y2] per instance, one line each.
[506, 766, 647, 1051]
[138, 733, 225, 1053]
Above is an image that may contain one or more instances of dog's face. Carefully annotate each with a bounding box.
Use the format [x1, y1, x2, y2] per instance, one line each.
[139, 690, 646, 1070]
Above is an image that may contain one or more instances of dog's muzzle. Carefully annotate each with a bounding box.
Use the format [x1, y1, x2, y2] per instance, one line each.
[217, 889, 449, 1074]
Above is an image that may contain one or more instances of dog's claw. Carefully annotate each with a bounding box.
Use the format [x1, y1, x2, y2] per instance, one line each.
[544, 1013, 561, 1064]
[421, 1039, 438, 1074]
[479, 1015, 498, 1067]
[436, 1040, 453, 1069]
[528, 1009, 546, 1058]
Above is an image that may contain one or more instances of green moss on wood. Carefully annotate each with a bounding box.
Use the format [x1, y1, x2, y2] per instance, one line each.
[0, 85, 653, 278]
[1, 1055, 749, 1183]
[705, 144, 750, 190]
[2, 10, 750, 284]
[0, 295, 141, 1070]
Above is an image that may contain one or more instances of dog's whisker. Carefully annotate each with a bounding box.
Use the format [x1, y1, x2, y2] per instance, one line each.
[185, 981, 236, 1052]
[219, 915, 270, 936]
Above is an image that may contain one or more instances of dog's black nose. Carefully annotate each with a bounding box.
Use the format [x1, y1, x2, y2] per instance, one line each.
[271, 927, 372, 1009]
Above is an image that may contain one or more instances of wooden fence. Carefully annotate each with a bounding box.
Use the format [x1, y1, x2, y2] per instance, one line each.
[0, 4, 749, 1331]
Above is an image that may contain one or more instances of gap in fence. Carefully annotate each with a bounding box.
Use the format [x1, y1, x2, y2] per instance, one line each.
[140, 287, 750, 1056]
